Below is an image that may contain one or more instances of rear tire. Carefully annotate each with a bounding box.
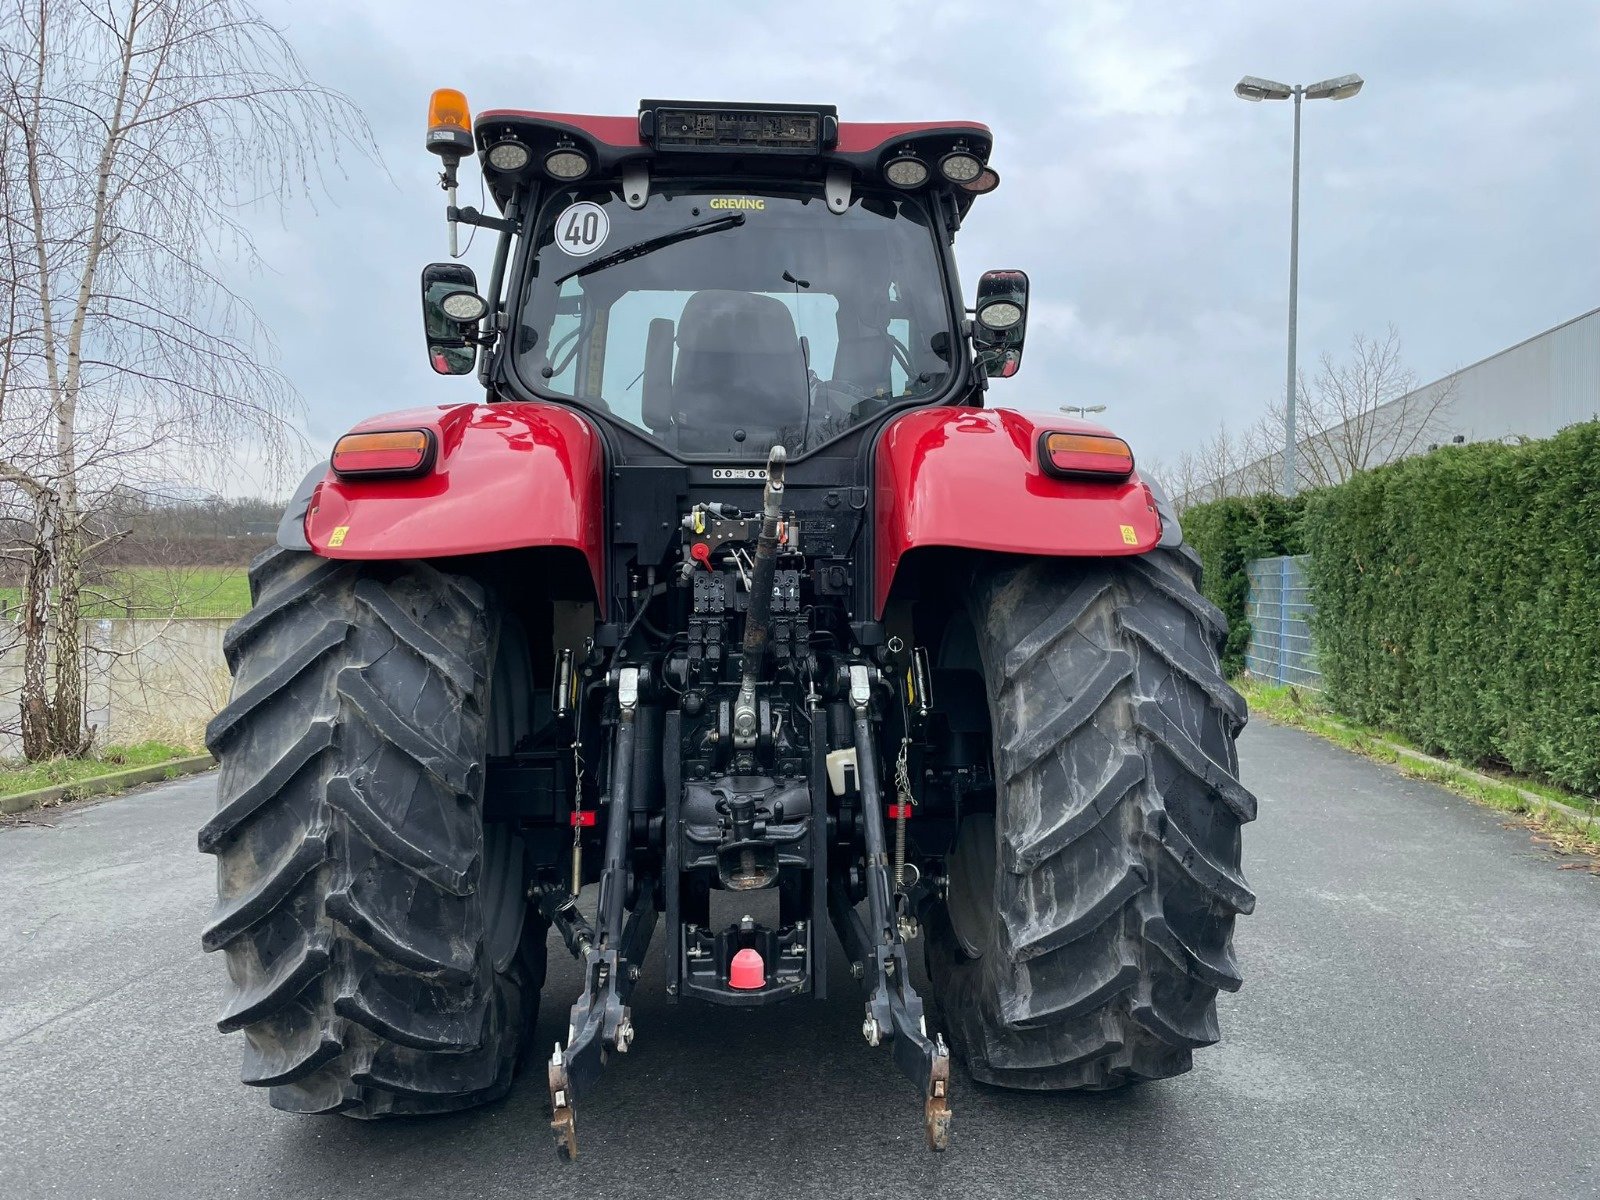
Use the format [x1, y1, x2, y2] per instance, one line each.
[199, 547, 544, 1116]
[929, 547, 1255, 1090]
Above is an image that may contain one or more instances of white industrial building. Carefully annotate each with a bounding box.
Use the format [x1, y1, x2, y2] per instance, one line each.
[1410, 306, 1599, 442]
[1196, 305, 1600, 500]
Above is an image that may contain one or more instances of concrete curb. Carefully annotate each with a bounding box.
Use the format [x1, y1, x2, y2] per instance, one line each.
[1, 754, 216, 816]
[1358, 735, 1597, 829]
[1275, 709, 1597, 830]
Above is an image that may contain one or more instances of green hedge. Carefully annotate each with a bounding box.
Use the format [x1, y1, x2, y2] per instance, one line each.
[1183, 494, 1306, 675]
[1302, 421, 1600, 794]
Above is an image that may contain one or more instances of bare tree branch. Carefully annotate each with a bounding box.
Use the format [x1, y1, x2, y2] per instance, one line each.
[1179, 327, 1456, 504]
[0, 0, 371, 759]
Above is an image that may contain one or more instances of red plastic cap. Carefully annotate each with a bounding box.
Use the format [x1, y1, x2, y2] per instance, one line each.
[690, 541, 712, 566]
[729, 948, 765, 990]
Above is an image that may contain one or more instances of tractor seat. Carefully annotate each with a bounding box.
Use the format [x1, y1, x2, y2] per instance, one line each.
[664, 290, 808, 452]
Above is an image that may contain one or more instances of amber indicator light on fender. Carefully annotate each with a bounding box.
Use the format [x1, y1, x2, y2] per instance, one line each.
[331, 430, 433, 476]
[1036, 435, 1139, 483]
[1039, 431, 1135, 480]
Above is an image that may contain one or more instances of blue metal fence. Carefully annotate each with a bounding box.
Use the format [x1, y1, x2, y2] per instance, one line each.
[1244, 555, 1321, 689]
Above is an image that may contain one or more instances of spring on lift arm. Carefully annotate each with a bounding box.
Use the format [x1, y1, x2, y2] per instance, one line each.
[893, 735, 914, 890]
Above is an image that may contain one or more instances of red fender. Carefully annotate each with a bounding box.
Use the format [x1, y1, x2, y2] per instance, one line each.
[304, 402, 606, 611]
[873, 407, 1163, 616]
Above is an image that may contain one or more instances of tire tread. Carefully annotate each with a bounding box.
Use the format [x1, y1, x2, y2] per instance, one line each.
[200, 552, 538, 1118]
[932, 547, 1255, 1090]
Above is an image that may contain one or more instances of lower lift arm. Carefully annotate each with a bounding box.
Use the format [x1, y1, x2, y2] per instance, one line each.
[829, 663, 953, 1150]
[546, 665, 657, 1160]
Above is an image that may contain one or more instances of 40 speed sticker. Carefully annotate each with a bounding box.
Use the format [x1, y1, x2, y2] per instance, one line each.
[554, 201, 609, 256]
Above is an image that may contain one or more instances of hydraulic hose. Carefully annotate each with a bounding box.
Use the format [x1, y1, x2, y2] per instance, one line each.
[733, 445, 786, 745]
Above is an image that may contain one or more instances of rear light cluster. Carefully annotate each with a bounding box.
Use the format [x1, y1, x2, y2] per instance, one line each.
[331, 430, 434, 477]
[1038, 432, 1135, 480]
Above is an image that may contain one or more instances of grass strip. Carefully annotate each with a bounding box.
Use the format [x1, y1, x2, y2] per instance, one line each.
[1240, 678, 1600, 859]
[0, 565, 250, 619]
[0, 741, 193, 798]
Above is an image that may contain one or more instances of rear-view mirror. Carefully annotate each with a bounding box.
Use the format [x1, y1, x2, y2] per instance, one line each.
[421, 262, 483, 376]
[973, 268, 1029, 379]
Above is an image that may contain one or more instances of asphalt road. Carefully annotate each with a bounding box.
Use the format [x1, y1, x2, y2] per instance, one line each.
[2, 720, 1596, 1200]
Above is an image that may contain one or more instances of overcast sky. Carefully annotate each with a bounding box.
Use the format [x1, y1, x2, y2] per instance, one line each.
[235, 0, 1599, 491]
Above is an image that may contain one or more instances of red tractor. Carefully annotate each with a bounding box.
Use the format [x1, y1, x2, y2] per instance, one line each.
[199, 93, 1254, 1157]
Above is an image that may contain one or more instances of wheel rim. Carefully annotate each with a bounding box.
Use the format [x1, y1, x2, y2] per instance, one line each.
[945, 814, 997, 959]
[481, 609, 532, 969]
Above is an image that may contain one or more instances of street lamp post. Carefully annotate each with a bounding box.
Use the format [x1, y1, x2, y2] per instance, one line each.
[1235, 72, 1362, 495]
[1061, 404, 1107, 418]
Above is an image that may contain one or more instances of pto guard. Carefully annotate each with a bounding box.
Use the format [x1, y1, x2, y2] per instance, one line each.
[873, 407, 1163, 616]
[300, 401, 606, 610]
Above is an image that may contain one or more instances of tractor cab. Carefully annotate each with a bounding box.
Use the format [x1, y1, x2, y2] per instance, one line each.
[419, 97, 1029, 460]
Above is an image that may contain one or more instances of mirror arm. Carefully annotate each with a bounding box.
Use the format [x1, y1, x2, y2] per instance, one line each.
[479, 197, 521, 387]
[962, 318, 987, 396]
[938, 189, 963, 239]
[483, 195, 521, 334]
[448, 205, 518, 235]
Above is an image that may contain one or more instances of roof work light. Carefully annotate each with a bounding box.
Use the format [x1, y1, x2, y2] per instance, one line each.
[884, 155, 929, 188]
